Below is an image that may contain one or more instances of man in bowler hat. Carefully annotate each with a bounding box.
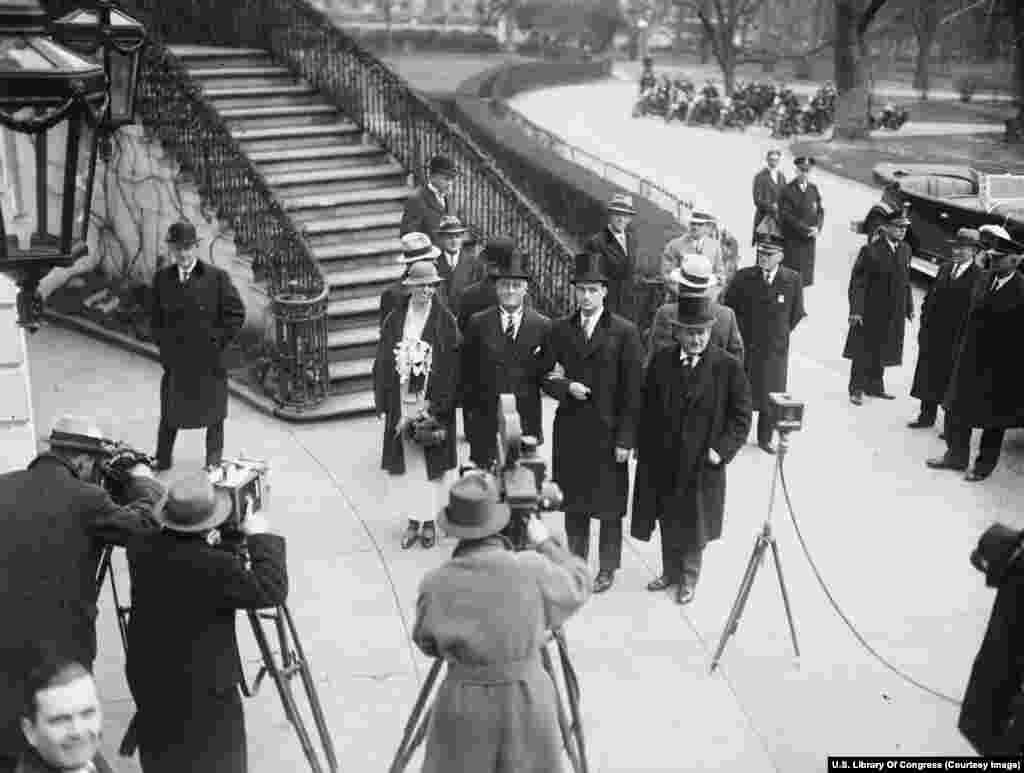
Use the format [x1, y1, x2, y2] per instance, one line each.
[721, 233, 805, 453]
[401, 155, 458, 243]
[778, 156, 824, 287]
[632, 294, 752, 604]
[435, 215, 484, 312]
[542, 253, 643, 594]
[455, 239, 503, 330]
[584, 193, 638, 317]
[151, 221, 246, 470]
[460, 240, 552, 468]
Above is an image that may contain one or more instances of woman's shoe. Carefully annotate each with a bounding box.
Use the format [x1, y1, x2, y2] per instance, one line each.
[420, 521, 437, 549]
[400, 520, 421, 549]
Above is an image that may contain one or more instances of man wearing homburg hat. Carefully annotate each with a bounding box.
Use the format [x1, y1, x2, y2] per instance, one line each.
[778, 156, 824, 287]
[542, 253, 644, 594]
[908, 227, 982, 431]
[151, 221, 246, 470]
[435, 215, 485, 312]
[125, 471, 287, 773]
[631, 293, 752, 604]
[661, 210, 729, 294]
[584, 193, 639, 317]
[842, 207, 914, 406]
[928, 230, 1024, 481]
[460, 239, 552, 468]
[455, 237, 503, 331]
[400, 155, 458, 243]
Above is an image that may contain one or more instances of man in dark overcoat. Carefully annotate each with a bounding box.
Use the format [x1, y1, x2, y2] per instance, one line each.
[751, 148, 786, 245]
[379, 232, 444, 327]
[842, 208, 914, 405]
[778, 156, 824, 287]
[400, 155, 457, 243]
[631, 294, 752, 604]
[151, 221, 246, 470]
[126, 472, 287, 773]
[908, 228, 982, 430]
[455, 259, 499, 331]
[721, 233, 805, 453]
[584, 193, 638, 317]
[460, 241, 552, 468]
[435, 215, 485, 313]
[0, 417, 162, 771]
[928, 233, 1024, 481]
[542, 253, 644, 594]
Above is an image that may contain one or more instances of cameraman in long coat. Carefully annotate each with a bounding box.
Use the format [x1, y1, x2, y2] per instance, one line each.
[542, 253, 643, 595]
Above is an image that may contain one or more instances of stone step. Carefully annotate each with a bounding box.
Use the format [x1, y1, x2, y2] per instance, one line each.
[169, 46, 275, 70]
[313, 236, 403, 264]
[189, 65, 293, 80]
[203, 84, 316, 100]
[327, 326, 379, 361]
[289, 198, 405, 225]
[250, 146, 391, 176]
[203, 88, 322, 110]
[305, 211, 403, 236]
[264, 162, 405, 188]
[283, 186, 412, 222]
[234, 123, 363, 153]
[327, 294, 381, 323]
[327, 357, 375, 390]
[192, 74, 300, 91]
[219, 103, 338, 120]
[273, 172, 407, 200]
[325, 264, 405, 302]
[318, 389, 376, 414]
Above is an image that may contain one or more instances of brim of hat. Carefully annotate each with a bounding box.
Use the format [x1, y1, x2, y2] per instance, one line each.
[436, 501, 511, 540]
[166, 238, 200, 246]
[570, 274, 608, 284]
[608, 205, 636, 215]
[669, 316, 716, 328]
[155, 487, 233, 533]
[668, 270, 719, 290]
[494, 272, 531, 280]
[399, 245, 441, 263]
[438, 227, 468, 234]
[402, 276, 442, 286]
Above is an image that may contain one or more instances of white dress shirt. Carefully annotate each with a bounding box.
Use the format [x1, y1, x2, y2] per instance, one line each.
[679, 351, 700, 368]
[609, 226, 628, 255]
[762, 266, 778, 285]
[501, 306, 524, 338]
[992, 272, 1014, 293]
[443, 249, 460, 271]
[427, 182, 447, 210]
[951, 261, 971, 281]
[580, 310, 602, 340]
[178, 260, 197, 283]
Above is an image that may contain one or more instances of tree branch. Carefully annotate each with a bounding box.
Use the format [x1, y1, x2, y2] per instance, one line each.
[858, 0, 890, 39]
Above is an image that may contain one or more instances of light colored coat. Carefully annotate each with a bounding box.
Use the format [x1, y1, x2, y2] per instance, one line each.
[413, 537, 591, 773]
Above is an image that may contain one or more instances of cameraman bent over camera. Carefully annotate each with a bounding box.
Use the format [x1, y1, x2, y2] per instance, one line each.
[413, 472, 591, 773]
[125, 471, 287, 773]
[0, 416, 162, 773]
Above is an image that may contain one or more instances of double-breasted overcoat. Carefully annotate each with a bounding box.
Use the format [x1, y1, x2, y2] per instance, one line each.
[455, 278, 499, 330]
[437, 250, 486, 312]
[150, 260, 245, 429]
[842, 238, 913, 367]
[721, 265, 805, 411]
[778, 180, 824, 286]
[584, 226, 637, 317]
[631, 344, 752, 550]
[542, 309, 643, 518]
[751, 167, 787, 243]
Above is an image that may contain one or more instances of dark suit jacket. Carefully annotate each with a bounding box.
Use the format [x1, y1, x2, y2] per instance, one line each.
[584, 226, 637, 317]
[437, 249, 486, 311]
[400, 185, 450, 242]
[778, 180, 824, 242]
[752, 167, 787, 241]
[456, 278, 499, 330]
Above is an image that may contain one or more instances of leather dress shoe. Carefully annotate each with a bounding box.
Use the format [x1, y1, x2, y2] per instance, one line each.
[675, 585, 695, 605]
[925, 456, 967, 472]
[646, 575, 678, 591]
[849, 392, 864, 406]
[400, 521, 421, 549]
[866, 390, 896, 400]
[420, 521, 437, 549]
[965, 468, 992, 483]
[593, 570, 615, 594]
[907, 417, 936, 429]
[758, 441, 776, 455]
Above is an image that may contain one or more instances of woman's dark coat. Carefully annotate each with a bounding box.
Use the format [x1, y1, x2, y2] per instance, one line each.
[721, 265, 805, 412]
[910, 260, 979, 403]
[631, 343, 752, 549]
[778, 180, 824, 287]
[150, 260, 246, 428]
[542, 309, 643, 518]
[373, 298, 461, 480]
[842, 238, 913, 367]
[944, 271, 1024, 428]
[584, 226, 638, 318]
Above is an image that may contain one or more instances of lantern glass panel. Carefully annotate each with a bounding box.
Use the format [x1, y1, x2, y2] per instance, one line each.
[34, 113, 96, 251]
[107, 47, 136, 123]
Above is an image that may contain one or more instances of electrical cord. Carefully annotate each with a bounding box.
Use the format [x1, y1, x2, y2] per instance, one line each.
[777, 456, 963, 707]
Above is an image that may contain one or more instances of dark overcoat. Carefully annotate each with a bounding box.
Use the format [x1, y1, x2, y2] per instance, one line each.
[151, 260, 245, 429]
[943, 271, 1024, 428]
[751, 167, 787, 243]
[842, 238, 913, 367]
[460, 306, 552, 462]
[542, 309, 643, 518]
[631, 344, 752, 549]
[0, 455, 162, 759]
[436, 250, 486, 312]
[645, 300, 744, 368]
[455, 278, 498, 330]
[584, 226, 637, 317]
[399, 185, 451, 242]
[373, 299, 461, 479]
[721, 265, 805, 411]
[126, 532, 287, 773]
[910, 260, 979, 403]
[778, 180, 824, 287]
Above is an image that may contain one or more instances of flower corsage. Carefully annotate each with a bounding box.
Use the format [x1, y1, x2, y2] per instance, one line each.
[395, 338, 433, 396]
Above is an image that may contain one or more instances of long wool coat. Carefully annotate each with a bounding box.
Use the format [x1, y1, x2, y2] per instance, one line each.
[373, 299, 461, 479]
[721, 265, 805, 412]
[413, 536, 591, 773]
[778, 180, 824, 287]
[842, 238, 913, 367]
[943, 271, 1024, 428]
[910, 260, 979, 404]
[151, 260, 246, 428]
[584, 226, 637, 317]
[751, 167, 787, 244]
[631, 344, 752, 550]
[542, 309, 643, 518]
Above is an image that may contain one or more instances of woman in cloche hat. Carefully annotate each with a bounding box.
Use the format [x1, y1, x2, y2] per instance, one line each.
[411, 471, 591, 773]
[373, 241, 461, 551]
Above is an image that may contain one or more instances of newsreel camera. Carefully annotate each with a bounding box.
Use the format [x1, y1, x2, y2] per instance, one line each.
[94, 441, 156, 503]
[768, 392, 805, 434]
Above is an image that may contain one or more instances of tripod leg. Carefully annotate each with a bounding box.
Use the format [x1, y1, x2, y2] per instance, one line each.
[282, 606, 340, 772]
[552, 631, 590, 773]
[389, 659, 444, 773]
[541, 644, 582, 773]
[767, 537, 801, 660]
[710, 536, 767, 673]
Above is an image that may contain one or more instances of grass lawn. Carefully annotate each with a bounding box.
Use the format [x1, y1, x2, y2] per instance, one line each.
[792, 134, 1024, 189]
[375, 51, 532, 93]
[899, 98, 1016, 124]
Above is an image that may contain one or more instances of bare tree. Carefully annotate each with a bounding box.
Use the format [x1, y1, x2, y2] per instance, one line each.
[908, 0, 941, 97]
[671, 0, 769, 93]
[476, 0, 516, 27]
[833, 0, 891, 139]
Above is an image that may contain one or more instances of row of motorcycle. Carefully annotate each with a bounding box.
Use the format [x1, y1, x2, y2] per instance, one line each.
[632, 75, 909, 136]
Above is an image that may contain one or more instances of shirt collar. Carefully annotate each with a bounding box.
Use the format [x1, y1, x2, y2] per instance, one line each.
[500, 306, 524, 324]
[993, 272, 1014, 291]
[679, 349, 701, 364]
[178, 259, 198, 276]
[427, 182, 445, 202]
[763, 266, 778, 283]
[580, 308, 602, 328]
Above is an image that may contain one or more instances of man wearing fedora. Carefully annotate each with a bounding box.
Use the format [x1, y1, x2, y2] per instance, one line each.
[751, 149, 786, 246]
[542, 253, 643, 594]
[401, 155, 458, 243]
[379, 232, 445, 327]
[778, 156, 824, 287]
[455, 241, 501, 331]
[0, 416, 162, 772]
[929, 232, 1024, 482]
[413, 472, 591, 773]
[435, 215, 485, 313]
[584, 193, 639, 317]
[843, 208, 914, 406]
[909, 228, 982, 432]
[661, 210, 731, 295]
[632, 294, 752, 604]
[721, 233, 806, 453]
[460, 240, 552, 468]
[151, 221, 246, 471]
[645, 253, 744, 368]
[125, 471, 287, 773]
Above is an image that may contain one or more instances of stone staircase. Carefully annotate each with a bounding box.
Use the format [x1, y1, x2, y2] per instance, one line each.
[171, 45, 413, 418]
